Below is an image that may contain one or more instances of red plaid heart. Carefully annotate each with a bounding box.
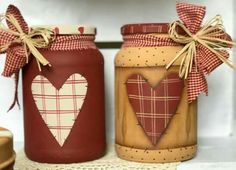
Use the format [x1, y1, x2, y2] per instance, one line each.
[31, 73, 88, 147]
[126, 73, 184, 145]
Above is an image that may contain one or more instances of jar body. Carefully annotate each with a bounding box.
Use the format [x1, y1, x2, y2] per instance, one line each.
[23, 48, 106, 163]
[115, 37, 197, 163]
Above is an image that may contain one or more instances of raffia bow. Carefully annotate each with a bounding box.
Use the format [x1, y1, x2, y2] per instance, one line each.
[166, 2, 235, 102]
[0, 5, 54, 111]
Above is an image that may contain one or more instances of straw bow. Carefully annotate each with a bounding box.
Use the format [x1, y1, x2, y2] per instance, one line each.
[0, 5, 54, 111]
[166, 2, 234, 102]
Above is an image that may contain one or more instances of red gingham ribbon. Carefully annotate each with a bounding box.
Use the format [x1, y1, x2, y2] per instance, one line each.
[0, 5, 29, 77]
[0, 5, 96, 111]
[169, 2, 233, 102]
[122, 2, 233, 102]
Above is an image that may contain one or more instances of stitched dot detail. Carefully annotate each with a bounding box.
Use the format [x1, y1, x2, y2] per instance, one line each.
[116, 145, 196, 163]
[115, 47, 185, 67]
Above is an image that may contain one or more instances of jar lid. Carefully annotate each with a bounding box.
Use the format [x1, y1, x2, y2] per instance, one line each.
[0, 128, 13, 138]
[121, 23, 169, 35]
[121, 23, 184, 35]
[32, 25, 96, 35]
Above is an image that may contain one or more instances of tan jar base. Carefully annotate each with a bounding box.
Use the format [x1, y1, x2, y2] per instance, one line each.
[115, 144, 197, 163]
[0, 153, 15, 170]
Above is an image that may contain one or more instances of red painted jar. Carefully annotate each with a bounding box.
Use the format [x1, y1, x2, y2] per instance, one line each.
[22, 25, 106, 163]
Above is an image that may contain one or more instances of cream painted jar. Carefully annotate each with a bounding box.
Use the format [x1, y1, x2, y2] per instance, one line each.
[115, 23, 197, 163]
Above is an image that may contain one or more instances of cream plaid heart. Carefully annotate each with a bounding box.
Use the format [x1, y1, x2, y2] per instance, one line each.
[31, 73, 88, 147]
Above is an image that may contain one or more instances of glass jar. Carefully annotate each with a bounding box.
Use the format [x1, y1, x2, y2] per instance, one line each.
[23, 25, 106, 163]
[115, 23, 197, 163]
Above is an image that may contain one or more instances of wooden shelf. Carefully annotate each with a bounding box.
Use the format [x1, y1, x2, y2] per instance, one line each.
[95, 42, 122, 49]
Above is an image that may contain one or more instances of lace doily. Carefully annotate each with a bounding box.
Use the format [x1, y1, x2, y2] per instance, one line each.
[15, 147, 180, 170]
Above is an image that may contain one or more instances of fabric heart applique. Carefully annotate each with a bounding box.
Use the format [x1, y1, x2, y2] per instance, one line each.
[126, 73, 184, 145]
[78, 27, 84, 34]
[31, 73, 88, 147]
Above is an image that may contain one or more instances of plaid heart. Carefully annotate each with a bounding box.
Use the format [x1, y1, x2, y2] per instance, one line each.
[31, 73, 88, 147]
[126, 73, 184, 145]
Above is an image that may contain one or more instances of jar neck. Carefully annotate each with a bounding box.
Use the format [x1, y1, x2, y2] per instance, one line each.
[46, 35, 97, 50]
[56, 34, 95, 41]
[122, 33, 180, 48]
[121, 23, 185, 48]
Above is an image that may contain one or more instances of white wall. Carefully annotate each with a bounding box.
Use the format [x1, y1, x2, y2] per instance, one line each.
[233, 1, 236, 135]
[0, 0, 235, 142]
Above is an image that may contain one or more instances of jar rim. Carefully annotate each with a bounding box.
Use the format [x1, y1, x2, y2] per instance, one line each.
[31, 25, 96, 35]
[121, 23, 170, 35]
